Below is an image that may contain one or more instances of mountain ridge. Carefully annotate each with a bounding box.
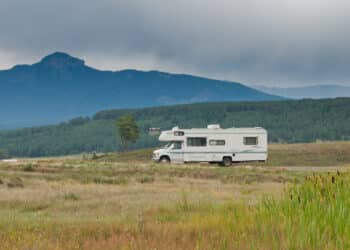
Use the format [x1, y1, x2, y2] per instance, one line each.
[0, 52, 283, 129]
[254, 84, 350, 99]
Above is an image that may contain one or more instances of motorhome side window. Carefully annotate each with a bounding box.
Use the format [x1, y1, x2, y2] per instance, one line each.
[209, 140, 225, 146]
[174, 131, 184, 136]
[172, 141, 182, 149]
[187, 137, 207, 147]
[244, 137, 258, 145]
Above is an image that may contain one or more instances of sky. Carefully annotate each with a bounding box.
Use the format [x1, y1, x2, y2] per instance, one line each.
[0, 0, 349, 87]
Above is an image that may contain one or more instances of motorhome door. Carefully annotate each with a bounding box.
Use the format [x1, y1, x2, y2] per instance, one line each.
[168, 141, 184, 163]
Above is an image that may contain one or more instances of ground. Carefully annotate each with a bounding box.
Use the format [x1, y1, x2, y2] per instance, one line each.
[0, 141, 350, 249]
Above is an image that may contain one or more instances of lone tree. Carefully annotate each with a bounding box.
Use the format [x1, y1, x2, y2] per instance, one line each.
[116, 115, 139, 151]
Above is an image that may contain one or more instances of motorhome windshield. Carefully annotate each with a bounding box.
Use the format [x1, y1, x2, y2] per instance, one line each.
[161, 141, 182, 149]
[161, 142, 172, 149]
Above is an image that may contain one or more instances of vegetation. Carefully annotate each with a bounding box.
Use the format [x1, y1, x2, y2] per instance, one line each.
[116, 115, 139, 151]
[0, 142, 349, 249]
[1, 98, 350, 157]
[0, 148, 9, 159]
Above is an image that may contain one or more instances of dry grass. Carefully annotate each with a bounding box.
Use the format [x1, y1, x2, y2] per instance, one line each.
[265, 141, 350, 166]
[93, 141, 350, 166]
[0, 141, 349, 249]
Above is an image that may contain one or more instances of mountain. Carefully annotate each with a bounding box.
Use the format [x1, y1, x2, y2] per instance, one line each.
[254, 85, 350, 99]
[1, 98, 350, 157]
[0, 52, 282, 129]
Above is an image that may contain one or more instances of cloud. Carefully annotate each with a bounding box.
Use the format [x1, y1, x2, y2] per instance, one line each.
[0, 0, 349, 86]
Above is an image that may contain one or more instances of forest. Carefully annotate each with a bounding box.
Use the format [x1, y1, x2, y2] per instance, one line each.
[1, 97, 350, 158]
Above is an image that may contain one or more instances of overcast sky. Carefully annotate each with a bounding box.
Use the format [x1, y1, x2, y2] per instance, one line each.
[0, 0, 349, 86]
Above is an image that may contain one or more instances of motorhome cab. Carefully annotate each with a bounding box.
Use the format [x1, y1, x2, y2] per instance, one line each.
[152, 124, 268, 166]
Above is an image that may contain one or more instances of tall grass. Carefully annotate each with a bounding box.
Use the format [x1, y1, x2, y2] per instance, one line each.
[257, 171, 350, 249]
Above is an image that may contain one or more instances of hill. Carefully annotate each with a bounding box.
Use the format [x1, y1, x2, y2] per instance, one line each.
[0, 52, 282, 129]
[1, 98, 350, 157]
[254, 84, 350, 99]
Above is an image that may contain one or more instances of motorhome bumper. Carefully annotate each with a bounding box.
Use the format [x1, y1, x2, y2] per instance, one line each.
[152, 153, 160, 161]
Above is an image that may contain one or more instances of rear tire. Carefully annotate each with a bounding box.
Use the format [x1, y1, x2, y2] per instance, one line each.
[222, 157, 232, 167]
[159, 156, 170, 164]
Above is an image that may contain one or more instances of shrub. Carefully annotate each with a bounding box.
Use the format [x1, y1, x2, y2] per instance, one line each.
[7, 177, 24, 188]
[93, 176, 128, 185]
[64, 192, 79, 201]
[22, 164, 35, 172]
[136, 175, 155, 183]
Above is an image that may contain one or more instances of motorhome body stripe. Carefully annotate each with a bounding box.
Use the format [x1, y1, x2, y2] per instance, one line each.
[169, 151, 267, 154]
[163, 132, 266, 135]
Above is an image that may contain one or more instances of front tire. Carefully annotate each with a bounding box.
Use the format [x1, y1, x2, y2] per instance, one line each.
[159, 156, 170, 164]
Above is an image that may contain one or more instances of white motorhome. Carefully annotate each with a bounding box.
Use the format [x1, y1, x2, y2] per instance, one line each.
[152, 124, 267, 166]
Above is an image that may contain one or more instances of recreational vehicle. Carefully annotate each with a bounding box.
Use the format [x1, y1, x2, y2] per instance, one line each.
[152, 125, 268, 166]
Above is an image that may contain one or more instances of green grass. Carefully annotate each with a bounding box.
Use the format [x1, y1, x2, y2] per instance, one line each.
[95, 148, 155, 162]
[256, 171, 350, 249]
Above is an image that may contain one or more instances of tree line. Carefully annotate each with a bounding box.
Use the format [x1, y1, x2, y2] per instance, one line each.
[1, 97, 350, 157]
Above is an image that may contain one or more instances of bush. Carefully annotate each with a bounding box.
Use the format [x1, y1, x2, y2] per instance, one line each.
[64, 192, 79, 201]
[7, 177, 24, 188]
[137, 175, 155, 183]
[93, 176, 128, 185]
[22, 164, 35, 172]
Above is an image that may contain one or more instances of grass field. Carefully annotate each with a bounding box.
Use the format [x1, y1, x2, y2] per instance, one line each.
[1, 141, 350, 249]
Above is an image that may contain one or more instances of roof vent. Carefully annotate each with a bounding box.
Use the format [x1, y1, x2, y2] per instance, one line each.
[207, 124, 221, 129]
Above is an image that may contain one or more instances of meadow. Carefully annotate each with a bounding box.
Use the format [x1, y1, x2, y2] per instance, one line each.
[0, 141, 350, 249]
